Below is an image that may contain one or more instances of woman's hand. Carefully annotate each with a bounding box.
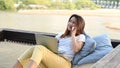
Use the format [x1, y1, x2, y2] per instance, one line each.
[71, 27, 77, 36]
[71, 27, 84, 53]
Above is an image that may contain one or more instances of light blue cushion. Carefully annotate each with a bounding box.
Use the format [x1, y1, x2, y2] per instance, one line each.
[77, 34, 113, 65]
[72, 33, 96, 65]
[94, 34, 113, 50]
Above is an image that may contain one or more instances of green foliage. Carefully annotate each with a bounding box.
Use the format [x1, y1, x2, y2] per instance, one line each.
[64, 1, 76, 10]
[0, 0, 100, 11]
[17, 3, 28, 10]
[49, 0, 99, 10]
[50, 1, 65, 9]
[22, 0, 50, 6]
[15, 0, 99, 10]
[0, 0, 16, 11]
[14, 0, 20, 3]
[0, 0, 99, 11]
[50, 1, 75, 10]
[75, 0, 99, 10]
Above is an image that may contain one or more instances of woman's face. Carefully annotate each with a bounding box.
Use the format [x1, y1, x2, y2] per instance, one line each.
[67, 17, 77, 31]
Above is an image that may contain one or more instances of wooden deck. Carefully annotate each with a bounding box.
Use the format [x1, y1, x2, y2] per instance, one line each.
[91, 44, 120, 68]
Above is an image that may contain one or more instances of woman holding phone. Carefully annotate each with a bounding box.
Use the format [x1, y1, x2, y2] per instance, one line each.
[13, 14, 85, 68]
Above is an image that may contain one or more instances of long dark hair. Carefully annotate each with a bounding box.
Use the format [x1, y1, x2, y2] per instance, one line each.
[61, 14, 85, 38]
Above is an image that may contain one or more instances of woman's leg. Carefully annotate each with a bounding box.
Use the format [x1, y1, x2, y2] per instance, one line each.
[39, 61, 48, 68]
[13, 46, 35, 68]
[13, 45, 71, 68]
[27, 60, 47, 68]
[27, 60, 38, 68]
[30, 45, 71, 68]
[13, 60, 23, 68]
[13, 45, 47, 68]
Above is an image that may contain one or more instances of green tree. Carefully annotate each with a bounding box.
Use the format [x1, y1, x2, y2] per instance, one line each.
[64, 0, 76, 10]
[14, 0, 20, 3]
[75, 0, 99, 10]
[50, 1, 65, 9]
[0, 0, 15, 11]
[116, 0, 119, 7]
[22, 0, 51, 6]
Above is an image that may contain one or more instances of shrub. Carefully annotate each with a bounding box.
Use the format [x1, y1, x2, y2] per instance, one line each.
[0, 0, 16, 12]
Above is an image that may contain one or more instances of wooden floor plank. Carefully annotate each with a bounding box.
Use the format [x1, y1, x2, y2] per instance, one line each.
[116, 64, 120, 68]
[104, 52, 120, 68]
[90, 44, 120, 68]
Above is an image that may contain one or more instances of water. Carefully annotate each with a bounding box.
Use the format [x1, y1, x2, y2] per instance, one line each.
[0, 12, 120, 40]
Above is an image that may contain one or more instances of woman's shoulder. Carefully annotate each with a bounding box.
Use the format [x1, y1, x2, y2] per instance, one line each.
[77, 34, 85, 42]
[77, 34, 85, 37]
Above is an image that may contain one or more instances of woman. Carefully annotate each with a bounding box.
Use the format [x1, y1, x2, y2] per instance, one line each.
[13, 14, 85, 68]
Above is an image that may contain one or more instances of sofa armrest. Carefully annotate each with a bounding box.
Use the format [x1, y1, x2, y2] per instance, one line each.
[2, 28, 57, 44]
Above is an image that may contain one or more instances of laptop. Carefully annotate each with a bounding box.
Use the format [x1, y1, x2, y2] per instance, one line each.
[35, 34, 58, 53]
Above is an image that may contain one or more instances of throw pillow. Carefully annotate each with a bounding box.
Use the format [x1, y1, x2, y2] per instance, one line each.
[72, 33, 96, 65]
[77, 34, 113, 65]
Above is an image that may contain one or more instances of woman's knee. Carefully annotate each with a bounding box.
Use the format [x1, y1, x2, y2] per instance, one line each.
[13, 60, 23, 68]
[36, 45, 46, 50]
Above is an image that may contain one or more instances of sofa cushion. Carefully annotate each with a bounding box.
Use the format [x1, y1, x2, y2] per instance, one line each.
[72, 33, 96, 65]
[77, 34, 113, 65]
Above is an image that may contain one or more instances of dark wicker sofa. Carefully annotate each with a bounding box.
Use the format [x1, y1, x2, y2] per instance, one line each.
[0, 28, 120, 48]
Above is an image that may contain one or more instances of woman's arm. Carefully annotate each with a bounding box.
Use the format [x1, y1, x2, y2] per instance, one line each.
[71, 27, 84, 53]
[71, 35, 84, 53]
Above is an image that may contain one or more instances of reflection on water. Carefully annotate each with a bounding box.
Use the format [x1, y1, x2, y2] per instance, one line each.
[0, 12, 120, 40]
